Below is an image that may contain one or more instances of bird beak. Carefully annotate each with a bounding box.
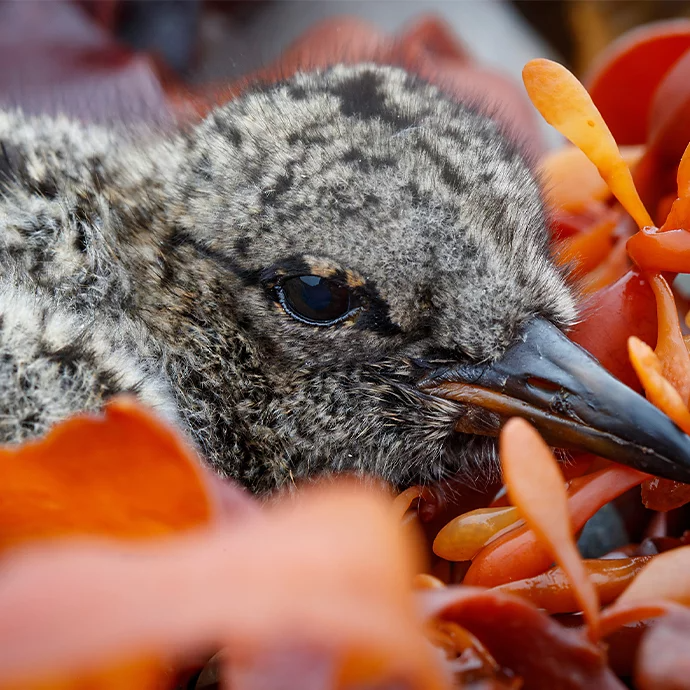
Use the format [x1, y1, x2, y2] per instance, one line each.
[421, 317, 690, 483]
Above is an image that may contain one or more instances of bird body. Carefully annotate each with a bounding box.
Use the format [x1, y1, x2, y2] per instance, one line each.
[2, 63, 683, 494]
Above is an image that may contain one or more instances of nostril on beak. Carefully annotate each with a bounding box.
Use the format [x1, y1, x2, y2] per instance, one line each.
[527, 377, 561, 393]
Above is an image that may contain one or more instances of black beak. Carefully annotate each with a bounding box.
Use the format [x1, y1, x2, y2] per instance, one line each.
[421, 317, 690, 483]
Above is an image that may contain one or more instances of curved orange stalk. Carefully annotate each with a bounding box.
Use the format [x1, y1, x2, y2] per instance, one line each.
[392, 486, 430, 521]
[628, 336, 690, 434]
[432, 506, 520, 561]
[556, 213, 618, 274]
[495, 557, 652, 614]
[499, 418, 600, 641]
[599, 600, 679, 639]
[523, 59, 653, 230]
[648, 273, 690, 403]
[657, 143, 690, 231]
[580, 239, 630, 294]
[627, 226, 690, 271]
[464, 464, 648, 589]
[628, 278, 690, 510]
[617, 545, 690, 606]
[676, 141, 690, 199]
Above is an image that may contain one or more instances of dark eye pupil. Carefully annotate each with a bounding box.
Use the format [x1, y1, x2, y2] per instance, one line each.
[281, 275, 352, 324]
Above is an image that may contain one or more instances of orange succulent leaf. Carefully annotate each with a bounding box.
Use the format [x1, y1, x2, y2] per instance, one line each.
[635, 609, 690, 690]
[627, 226, 690, 272]
[464, 464, 648, 588]
[655, 145, 690, 230]
[522, 58, 653, 229]
[0, 398, 219, 690]
[579, 240, 631, 294]
[618, 545, 690, 606]
[659, 197, 690, 231]
[498, 419, 600, 640]
[421, 588, 621, 689]
[628, 336, 690, 434]
[0, 397, 214, 551]
[641, 476, 690, 512]
[647, 48, 690, 168]
[570, 269, 657, 391]
[540, 146, 611, 212]
[632, 275, 690, 511]
[494, 557, 652, 615]
[630, 46, 690, 216]
[432, 506, 520, 562]
[556, 213, 618, 274]
[541, 145, 644, 214]
[584, 20, 690, 147]
[0, 481, 447, 690]
[676, 142, 690, 198]
[0, 658, 170, 690]
[599, 599, 682, 639]
[648, 273, 690, 402]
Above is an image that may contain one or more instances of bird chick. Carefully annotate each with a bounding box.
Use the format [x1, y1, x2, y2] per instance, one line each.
[0, 64, 688, 494]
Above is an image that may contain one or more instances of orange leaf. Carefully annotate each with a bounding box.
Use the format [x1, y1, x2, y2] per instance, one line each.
[658, 142, 690, 230]
[464, 464, 648, 588]
[642, 476, 690, 511]
[579, 239, 631, 294]
[499, 418, 600, 641]
[523, 58, 653, 229]
[628, 336, 690, 434]
[599, 599, 680, 639]
[0, 398, 215, 690]
[0, 482, 446, 690]
[541, 145, 644, 213]
[432, 506, 520, 562]
[556, 213, 618, 274]
[648, 273, 690, 403]
[659, 197, 690, 231]
[570, 267, 658, 391]
[677, 142, 690, 199]
[584, 20, 690, 147]
[617, 545, 690, 605]
[632, 272, 690, 517]
[0, 397, 213, 550]
[423, 588, 617, 689]
[540, 146, 611, 212]
[627, 226, 690, 272]
[495, 557, 652, 614]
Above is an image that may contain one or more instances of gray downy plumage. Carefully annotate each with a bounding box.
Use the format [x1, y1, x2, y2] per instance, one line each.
[0, 64, 576, 494]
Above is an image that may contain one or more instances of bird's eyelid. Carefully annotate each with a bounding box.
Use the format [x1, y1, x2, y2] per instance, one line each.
[258, 256, 366, 289]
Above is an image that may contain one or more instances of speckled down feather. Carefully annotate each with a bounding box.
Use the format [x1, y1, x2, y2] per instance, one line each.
[0, 64, 576, 493]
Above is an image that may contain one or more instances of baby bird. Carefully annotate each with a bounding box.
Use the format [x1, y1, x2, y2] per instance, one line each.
[1, 64, 689, 494]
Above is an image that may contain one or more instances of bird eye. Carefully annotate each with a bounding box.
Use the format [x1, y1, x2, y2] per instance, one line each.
[278, 275, 355, 325]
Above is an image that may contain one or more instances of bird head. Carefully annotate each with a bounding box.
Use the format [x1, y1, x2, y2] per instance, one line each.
[158, 64, 690, 492]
